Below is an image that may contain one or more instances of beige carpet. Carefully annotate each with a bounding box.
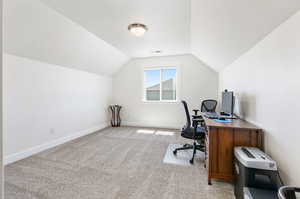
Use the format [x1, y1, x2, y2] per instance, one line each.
[5, 127, 235, 199]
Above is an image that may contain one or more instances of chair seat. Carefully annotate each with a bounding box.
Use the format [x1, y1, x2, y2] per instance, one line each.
[181, 126, 206, 140]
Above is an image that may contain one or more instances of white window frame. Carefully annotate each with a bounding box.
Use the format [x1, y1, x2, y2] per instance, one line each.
[143, 66, 179, 103]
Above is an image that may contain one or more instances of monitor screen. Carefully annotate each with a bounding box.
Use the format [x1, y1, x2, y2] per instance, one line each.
[221, 91, 234, 115]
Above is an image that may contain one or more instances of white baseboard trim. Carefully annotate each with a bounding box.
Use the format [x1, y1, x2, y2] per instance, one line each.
[122, 121, 181, 130]
[4, 123, 109, 165]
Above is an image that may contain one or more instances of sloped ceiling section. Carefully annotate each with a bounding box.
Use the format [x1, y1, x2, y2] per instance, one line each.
[191, 0, 300, 71]
[39, 0, 191, 58]
[4, 0, 129, 76]
[5, 0, 300, 74]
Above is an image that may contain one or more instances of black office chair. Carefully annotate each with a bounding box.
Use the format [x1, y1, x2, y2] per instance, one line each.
[173, 101, 206, 164]
[201, 99, 218, 112]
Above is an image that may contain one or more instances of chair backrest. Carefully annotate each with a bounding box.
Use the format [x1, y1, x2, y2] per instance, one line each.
[201, 99, 218, 112]
[181, 100, 191, 128]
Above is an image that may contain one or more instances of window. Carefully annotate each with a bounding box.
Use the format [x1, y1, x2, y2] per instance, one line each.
[143, 67, 177, 102]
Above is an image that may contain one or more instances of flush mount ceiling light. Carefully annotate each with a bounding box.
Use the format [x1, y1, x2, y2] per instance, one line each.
[128, 23, 148, 37]
[152, 50, 162, 54]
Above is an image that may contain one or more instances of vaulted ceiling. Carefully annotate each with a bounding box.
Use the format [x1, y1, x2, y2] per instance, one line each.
[4, 0, 300, 74]
[40, 0, 191, 58]
[4, 0, 129, 75]
[191, 0, 300, 71]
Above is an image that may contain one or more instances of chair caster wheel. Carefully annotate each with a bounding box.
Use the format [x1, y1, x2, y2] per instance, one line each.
[190, 159, 194, 164]
[173, 150, 177, 155]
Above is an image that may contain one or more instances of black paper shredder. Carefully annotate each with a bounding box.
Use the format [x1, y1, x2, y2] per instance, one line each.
[234, 147, 283, 199]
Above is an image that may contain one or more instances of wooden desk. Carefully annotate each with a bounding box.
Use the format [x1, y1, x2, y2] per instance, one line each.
[204, 117, 263, 185]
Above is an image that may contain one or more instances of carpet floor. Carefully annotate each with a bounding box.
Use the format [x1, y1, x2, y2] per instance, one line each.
[5, 126, 235, 199]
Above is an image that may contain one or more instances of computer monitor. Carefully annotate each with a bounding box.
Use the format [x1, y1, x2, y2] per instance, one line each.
[221, 91, 234, 116]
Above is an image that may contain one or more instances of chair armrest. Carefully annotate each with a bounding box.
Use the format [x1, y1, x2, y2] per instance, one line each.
[192, 117, 205, 129]
[192, 115, 203, 119]
[192, 117, 204, 122]
[192, 118, 205, 127]
[192, 118, 204, 122]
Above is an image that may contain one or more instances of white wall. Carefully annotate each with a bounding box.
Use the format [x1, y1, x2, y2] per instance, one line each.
[3, 54, 112, 164]
[219, 10, 300, 186]
[113, 54, 218, 129]
[0, 0, 3, 197]
[4, 0, 128, 76]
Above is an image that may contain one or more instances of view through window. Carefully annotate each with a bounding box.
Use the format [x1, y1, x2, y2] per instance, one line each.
[144, 68, 177, 102]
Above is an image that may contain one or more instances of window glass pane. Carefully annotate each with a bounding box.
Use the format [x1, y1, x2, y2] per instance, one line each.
[145, 69, 160, 101]
[162, 69, 176, 100]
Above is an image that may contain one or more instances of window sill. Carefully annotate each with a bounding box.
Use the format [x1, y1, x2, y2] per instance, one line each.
[142, 100, 180, 104]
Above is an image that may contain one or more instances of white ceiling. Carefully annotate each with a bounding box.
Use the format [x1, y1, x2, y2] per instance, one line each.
[4, 0, 300, 74]
[4, 0, 129, 76]
[40, 0, 191, 58]
[191, 0, 300, 71]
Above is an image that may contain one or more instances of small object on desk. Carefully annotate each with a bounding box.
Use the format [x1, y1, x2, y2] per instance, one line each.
[214, 118, 232, 123]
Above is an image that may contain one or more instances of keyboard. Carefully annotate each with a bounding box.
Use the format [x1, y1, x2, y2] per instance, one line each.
[203, 112, 219, 119]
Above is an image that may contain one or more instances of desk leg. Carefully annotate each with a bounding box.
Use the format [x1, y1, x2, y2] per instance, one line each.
[208, 177, 212, 185]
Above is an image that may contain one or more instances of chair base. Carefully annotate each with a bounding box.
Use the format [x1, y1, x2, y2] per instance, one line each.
[173, 141, 205, 165]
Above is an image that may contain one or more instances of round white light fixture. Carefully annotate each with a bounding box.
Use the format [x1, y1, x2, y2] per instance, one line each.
[128, 23, 148, 37]
[152, 50, 162, 54]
